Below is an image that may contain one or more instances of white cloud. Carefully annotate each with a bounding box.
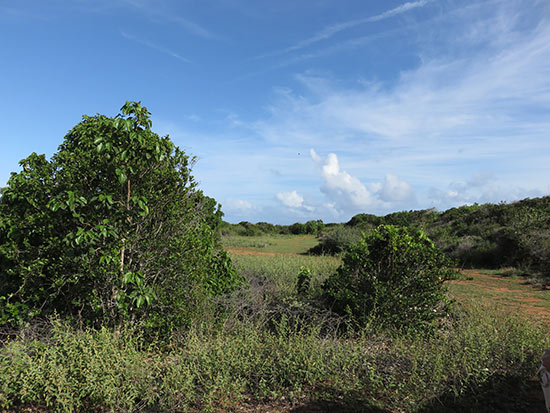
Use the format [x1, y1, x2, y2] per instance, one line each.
[120, 31, 192, 62]
[310, 149, 415, 214]
[119, 0, 218, 39]
[276, 190, 303, 208]
[428, 173, 543, 209]
[223, 198, 254, 211]
[310, 149, 374, 212]
[276, 190, 314, 211]
[378, 173, 415, 203]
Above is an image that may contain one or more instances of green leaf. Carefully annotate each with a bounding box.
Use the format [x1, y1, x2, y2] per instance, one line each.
[136, 296, 144, 308]
[123, 272, 134, 284]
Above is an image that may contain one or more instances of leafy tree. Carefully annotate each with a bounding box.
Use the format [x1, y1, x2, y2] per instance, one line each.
[0, 101, 243, 331]
[322, 225, 456, 331]
[289, 222, 306, 235]
[304, 220, 324, 235]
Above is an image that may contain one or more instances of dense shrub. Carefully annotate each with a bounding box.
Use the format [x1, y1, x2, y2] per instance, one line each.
[308, 225, 363, 255]
[323, 225, 456, 330]
[220, 220, 325, 237]
[0, 101, 243, 332]
[340, 197, 550, 273]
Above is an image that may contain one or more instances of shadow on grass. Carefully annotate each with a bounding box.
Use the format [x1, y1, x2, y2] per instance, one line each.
[287, 375, 546, 412]
[419, 374, 545, 413]
[290, 401, 387, 412]
[288, 388, 389, 413]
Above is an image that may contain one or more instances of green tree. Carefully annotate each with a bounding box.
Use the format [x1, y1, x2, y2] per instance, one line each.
[0, 101, 243, 331]
[322, 225, 455, 331]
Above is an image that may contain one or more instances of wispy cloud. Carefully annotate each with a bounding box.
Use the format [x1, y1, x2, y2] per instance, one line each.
[0, 5, 50, 21]
[119, 0, 218, 40]
[255, 4, 550, 148]
[245, 1, 550, 217]
[255, 0, 430, 60]
[155, 0, 549, 222]
[120, 31, 192, 63]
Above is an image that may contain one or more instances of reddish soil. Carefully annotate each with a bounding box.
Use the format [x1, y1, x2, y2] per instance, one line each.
[227, 248, 277, 256]
[450, 269, 550, 320]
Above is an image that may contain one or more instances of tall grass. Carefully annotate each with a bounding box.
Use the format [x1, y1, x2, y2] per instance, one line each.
[230, 253, 341, 298]
[223, 234, 319, 254]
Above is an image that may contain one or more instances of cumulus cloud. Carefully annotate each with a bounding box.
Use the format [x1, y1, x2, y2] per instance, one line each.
[276, 190, 314, 211]
[310, 149, 374, 212]
[276, 190, 303, 208]
[310, 149, 415, 214]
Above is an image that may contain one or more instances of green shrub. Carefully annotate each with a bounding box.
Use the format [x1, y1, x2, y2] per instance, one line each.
[308, 225, 363, 255]
[296, 266, 312, 296]
[0, 101, 243, 333]
[322, 225, 456, 331]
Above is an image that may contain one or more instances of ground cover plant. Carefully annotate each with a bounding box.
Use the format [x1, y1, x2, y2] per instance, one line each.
[0, 301, 547, 412]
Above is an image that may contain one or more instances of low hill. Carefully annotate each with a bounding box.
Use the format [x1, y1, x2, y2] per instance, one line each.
[344, 196, 550, 273]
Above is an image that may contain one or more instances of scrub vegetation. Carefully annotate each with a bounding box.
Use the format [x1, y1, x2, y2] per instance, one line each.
[1, 103, 549, 412]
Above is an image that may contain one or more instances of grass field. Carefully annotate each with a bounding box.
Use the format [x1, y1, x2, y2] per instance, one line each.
[222, 234, 319, 255]
[225, 234, 550, 321]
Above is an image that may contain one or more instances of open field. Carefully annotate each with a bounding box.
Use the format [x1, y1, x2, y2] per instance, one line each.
[223, 234, 319, 255]
[221, 234, 550, 411]
[226, 234, 550, 322]
[449, 269, 550, 320]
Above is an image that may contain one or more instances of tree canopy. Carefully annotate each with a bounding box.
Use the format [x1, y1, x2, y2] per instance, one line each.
[0, 101, 242, 332]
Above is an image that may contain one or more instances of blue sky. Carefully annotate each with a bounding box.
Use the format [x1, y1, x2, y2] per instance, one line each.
[1, 0, 549, 224]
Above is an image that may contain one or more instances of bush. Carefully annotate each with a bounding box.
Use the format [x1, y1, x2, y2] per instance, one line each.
[0, 101, 243, 333]
[322, 225, 456, 331]
[308, 226, 363, 255]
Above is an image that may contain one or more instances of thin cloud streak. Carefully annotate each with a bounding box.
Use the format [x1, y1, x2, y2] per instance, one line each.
[120, 31, 192, 63]
[254, 0, 430, 60]
[119, 0, 218, 40]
